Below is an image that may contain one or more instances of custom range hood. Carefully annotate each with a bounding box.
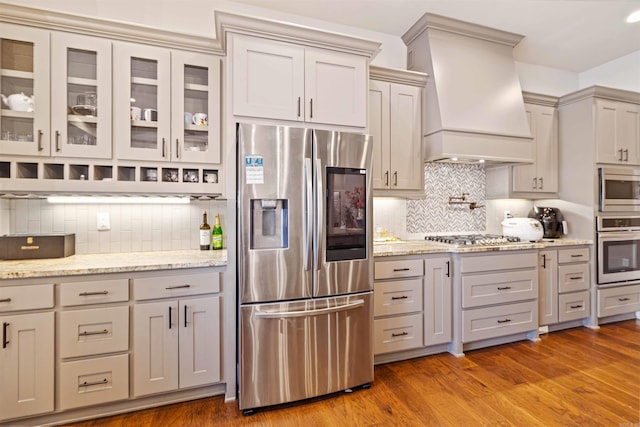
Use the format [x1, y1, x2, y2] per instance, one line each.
[402, 13, 533, 164]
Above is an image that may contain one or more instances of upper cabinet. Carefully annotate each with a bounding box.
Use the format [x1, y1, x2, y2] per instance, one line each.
[486, 93, 559, 200]
[512, 96, 559, 194]
[369, 66, 426, 194]
[51, 32, 112, 159]
[217, 11, 380, 129]
[0, 23, 50, 157]
[231, 34, 367, 127]
[171, 51, 221, 164]
[595, 99, 640, 165]
[113, 42, 172, 162]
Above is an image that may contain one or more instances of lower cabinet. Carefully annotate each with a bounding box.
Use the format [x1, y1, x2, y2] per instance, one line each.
[132, 271, 221, 397]
[455, 251, 539, 351]
[598, 283, 640, 317]
[0, 284, 55, 422]
[0, 312, 54, 421]
[373, 255, 451, 358]
[539, 246, 591, 326]
[133, 296, 220, 396]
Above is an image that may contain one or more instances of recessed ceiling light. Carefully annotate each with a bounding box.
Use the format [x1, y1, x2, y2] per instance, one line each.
[626, 10, 640, 23]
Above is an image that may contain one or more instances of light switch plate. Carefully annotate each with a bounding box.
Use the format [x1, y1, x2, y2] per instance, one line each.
[97, 212, 110, 231]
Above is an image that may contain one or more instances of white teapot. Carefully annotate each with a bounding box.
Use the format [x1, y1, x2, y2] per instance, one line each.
[1, 92, 35, 112]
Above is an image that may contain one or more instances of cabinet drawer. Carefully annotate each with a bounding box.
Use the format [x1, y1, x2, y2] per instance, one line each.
[558, 263, 590, 293]
[60, 279, 129, 306]
[558, 291, 590, 322]
[598, 284, 640, 317]
[374, 278, 422, 317]
[461, 270, 537, 308]
[59, 354, 129, 410]
[558, 247, 589, 264]
[132, 271, 220, 301]
[461, 252, 537, 273]
[374, 259, 423, 280]
[462, 301, 537, 343]
[0, 284, 53, 312]
[374, 313, 423, 355]
[59, 306, 129, 358]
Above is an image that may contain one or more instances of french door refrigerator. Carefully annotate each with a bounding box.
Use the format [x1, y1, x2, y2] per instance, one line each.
[237, 123, 374, 413]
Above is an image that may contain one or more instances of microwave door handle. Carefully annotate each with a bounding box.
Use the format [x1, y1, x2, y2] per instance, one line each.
[315, 158, 323, 271]
[303, 158, 313, 271]
[255, 299, 364, 318]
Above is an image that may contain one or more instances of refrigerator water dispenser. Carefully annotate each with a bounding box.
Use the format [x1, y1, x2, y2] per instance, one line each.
[250, 199, 288, 249]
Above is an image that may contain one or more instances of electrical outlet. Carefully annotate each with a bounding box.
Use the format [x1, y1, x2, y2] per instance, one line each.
[503, 210, 511, 220]
[97, 212, 110, 231]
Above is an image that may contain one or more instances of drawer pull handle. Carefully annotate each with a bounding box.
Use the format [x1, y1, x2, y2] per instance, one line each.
[391, 295, 409, 300]
[2, 322, 9, 349]
[497, 286, 512, 291]
[570, 254, 584, 258]
[79, 329, 109, 337]
[0, 298, 11, 303]
[392, 268, 410, 272]
[619, 297, 631, 302]
[79, 378, 108, 388]
[569, 276, 582, 280]
[165, 284, 191, 290]
[391, 331, 409, 338]
[570, 304, 583, 309]
[78, 291, 109, 296]
[497, 319, 512, 324]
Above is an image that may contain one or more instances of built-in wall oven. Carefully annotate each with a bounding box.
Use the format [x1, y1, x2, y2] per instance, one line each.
[599, 168, 640, 211]
[597, 216, 640, 284]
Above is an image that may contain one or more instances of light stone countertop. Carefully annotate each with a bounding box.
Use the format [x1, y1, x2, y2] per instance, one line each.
[0, 250, 227, 280]
[373, 239, 593, 257]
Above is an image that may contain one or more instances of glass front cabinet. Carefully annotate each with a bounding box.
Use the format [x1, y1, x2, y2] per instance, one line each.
[0, 23, 50, 157]
[50, 32, 112, 159]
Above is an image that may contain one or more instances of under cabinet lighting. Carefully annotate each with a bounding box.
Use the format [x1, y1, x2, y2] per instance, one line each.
[626, 10, 640, 23]
[47, 196, 190, 204]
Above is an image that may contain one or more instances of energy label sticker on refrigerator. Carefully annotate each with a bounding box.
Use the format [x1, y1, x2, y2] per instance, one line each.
[245, 155, 264, 184]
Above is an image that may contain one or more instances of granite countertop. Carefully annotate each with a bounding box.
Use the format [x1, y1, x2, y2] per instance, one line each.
[373, 239, 593, 257]
[0, 250, 227, 280]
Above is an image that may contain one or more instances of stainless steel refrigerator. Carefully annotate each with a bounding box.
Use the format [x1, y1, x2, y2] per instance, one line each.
[237, 123, 374, 413]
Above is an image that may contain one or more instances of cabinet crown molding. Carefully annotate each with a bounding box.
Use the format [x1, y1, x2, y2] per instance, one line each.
[369, 65, 428, 87]
[559, 85, 640, 107]
[215, 11, 381, 58]
[401, 12, 524, 47]
[0, 3, 223, 54]
[522, 92, 559, 107]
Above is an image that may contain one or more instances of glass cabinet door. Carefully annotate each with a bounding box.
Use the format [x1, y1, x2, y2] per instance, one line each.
[0, 23, 50, 156]
[50, 33, 112, 159]
[171, 51, 220, 164]
[113, 41, 170, 162]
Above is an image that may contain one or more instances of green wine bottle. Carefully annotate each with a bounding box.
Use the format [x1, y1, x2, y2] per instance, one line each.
[212, 214, 223, 250]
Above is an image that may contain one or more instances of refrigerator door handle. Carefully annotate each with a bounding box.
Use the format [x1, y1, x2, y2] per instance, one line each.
[254, 299, 364, 319]
[304, 157, 313, 271]
[315, 158, 323, 271]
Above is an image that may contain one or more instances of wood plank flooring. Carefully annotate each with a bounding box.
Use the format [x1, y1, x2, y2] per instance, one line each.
[65, 320, 640, 426]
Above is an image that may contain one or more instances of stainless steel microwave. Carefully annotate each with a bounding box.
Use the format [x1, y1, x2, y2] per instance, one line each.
[599, 168, 640, 212]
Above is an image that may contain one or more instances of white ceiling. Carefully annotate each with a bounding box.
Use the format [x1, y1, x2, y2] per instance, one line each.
[229, 0, 640, 73]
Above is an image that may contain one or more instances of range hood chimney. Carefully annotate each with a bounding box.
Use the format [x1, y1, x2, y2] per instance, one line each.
[402, 13, 533, 164]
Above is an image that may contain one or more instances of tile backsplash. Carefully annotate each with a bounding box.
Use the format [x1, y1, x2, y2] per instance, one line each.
[0, 198, 226, 254]
[407, 163, 486, 234]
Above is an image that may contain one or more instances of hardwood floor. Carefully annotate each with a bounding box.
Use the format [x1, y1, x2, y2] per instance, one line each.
[65, 320, 640, 426]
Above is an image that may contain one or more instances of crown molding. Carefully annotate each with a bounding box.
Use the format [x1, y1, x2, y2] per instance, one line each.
[522, 91, 559, 107]
[369, 65, 428, 87]
[559, 85, 640, 106]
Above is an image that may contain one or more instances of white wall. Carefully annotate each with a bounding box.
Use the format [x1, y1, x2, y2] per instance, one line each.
[516, 62, 578, 96]
[579, 50, 640, 92]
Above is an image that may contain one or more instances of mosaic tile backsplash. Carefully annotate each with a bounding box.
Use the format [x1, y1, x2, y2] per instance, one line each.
[407, 163, 486, 233]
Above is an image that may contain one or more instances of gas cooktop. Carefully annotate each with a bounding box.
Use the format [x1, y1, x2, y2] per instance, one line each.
[424, 234, 522, 246]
